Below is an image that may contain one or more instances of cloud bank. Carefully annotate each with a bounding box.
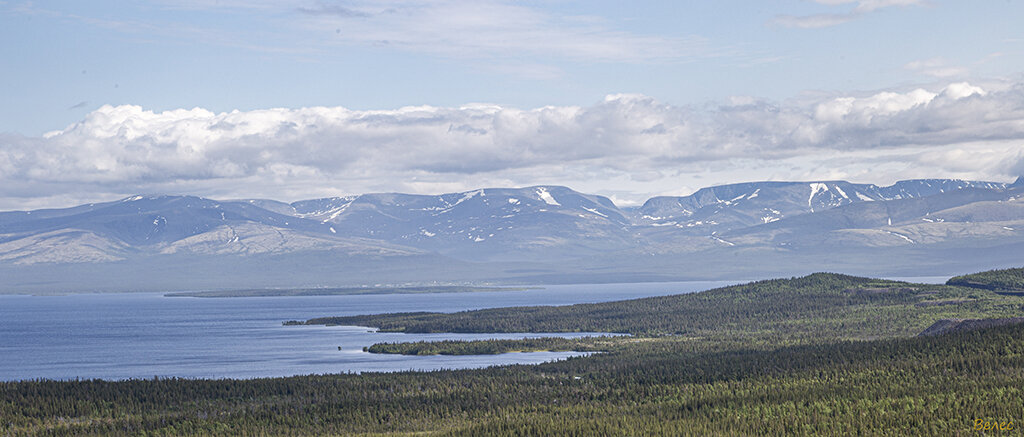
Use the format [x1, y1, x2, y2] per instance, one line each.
[2, 80, 1024, 210]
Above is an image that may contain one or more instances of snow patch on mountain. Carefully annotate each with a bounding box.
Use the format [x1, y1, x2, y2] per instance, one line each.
[710, 234, 735, 246]
[856, 192, 875, 201]
[833, 185, 849, 200]
[809, 183, 829, 211]
[883, 230, 916, 244]
[582, 206, 608, 217]
[536, 187, 560, 206]
[453, 189, 484, 208]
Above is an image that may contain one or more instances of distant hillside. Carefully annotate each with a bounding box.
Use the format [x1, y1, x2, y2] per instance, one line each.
[1, 178, 1023, 292]
[918, 317, 1024, 336]
[302, 272, 1024, 341]
[947, 267, 1024, 292]
[636, 179, 1007, 233]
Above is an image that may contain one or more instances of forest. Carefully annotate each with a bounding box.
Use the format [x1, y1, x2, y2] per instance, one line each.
[4, 268, 1024, 435]
[309, 272, 1024, 344]
[947, 266, 1024, 292]
[364, 336, 620, 355]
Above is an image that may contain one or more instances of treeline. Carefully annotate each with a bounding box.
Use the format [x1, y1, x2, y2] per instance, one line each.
[947, 266, 1024, 292]
[301, 273, 1024, 343]
[4, 321, 1024, 435]
[365, 336, 620, 355]
[6, 271, 1024, 435]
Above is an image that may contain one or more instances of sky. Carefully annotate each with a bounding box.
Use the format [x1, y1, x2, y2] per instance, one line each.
[1, 0, 1024, 210]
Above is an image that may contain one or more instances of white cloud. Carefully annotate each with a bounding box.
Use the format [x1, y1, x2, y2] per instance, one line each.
[810, 0, 924, 11]
[2, 81, 1023, 210]
[849, 0, 924, 13]
[776, 0, 923, 28]
[774, 13, 857, 29]
[905, 58, 970, 78]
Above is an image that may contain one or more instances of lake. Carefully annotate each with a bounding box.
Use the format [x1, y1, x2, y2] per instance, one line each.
[0, 280, 740, 381]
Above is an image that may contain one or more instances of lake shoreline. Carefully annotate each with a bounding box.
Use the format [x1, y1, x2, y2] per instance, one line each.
[0, 280, 733, 381]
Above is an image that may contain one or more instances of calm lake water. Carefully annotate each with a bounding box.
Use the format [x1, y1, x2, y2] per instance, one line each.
[0, 280, 741, 381]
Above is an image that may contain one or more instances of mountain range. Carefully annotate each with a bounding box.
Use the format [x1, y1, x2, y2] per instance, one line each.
[1, 178, 1022, 292]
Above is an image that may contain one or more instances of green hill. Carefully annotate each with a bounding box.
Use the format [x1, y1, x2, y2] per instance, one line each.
[5, 271, 1024, 436]
[306, 272, 1024, 346]
[947, 266, 1024, 292]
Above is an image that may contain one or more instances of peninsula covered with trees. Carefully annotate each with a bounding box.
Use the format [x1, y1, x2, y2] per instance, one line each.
[4, 267, 1024, 435]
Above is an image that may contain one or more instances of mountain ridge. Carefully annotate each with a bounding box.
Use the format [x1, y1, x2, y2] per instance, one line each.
[1, 178, 1022, 292]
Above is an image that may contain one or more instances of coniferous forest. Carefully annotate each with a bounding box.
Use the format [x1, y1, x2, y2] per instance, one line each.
[948, 266, 1024, 293]
[4, 268, 1024, 436]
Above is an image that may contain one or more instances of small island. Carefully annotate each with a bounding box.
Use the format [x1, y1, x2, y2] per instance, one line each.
[8, 268, 1024, 435]
[165, 285, 537, 298]
[362, 336, 624, 355]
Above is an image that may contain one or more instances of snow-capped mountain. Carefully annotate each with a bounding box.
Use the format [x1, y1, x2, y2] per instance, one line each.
[0, 195, 417, 264]
[275, 186, 635, 260]
[0, 179, 1021, 292]
[637, 179, 1009, 233]
[717, 184, 1023, 248]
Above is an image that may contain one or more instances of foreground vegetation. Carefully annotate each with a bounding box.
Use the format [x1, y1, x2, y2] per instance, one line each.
[5, 269, 1024, 435]
[4, 322, 1024, 436]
